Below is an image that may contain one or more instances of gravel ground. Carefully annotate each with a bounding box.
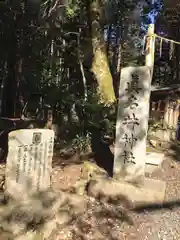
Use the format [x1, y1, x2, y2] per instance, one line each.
[50, 151, 180, 240]
[1, 148, 180, 240]
[118, 154, 180, 240]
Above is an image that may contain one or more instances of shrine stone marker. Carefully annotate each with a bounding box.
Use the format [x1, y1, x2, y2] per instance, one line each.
[5, 129, 54, 199]
[114, 66, 151, 183]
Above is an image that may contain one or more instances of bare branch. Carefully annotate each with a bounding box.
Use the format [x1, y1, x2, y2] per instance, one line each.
[48, 0, 59, 17]
[41, 0, 67, 18]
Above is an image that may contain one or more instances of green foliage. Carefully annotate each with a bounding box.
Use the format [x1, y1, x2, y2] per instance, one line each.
[66, 0, 82, 17]
[72, 133, 91, 153]
[0, 0, 147, 143]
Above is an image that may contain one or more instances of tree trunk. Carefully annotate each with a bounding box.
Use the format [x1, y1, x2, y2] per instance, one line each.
[3, 20, 17, 118]
[88, 0, 116, 106]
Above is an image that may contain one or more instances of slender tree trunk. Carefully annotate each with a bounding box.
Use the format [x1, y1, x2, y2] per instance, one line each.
[175, 28, 179, 83]
[0, 61, 7, 116]
[111, 0, 122, 98]
[5, 19, 17, 117]
[106, 25, 112, 56]
[112, 25, 122, 98]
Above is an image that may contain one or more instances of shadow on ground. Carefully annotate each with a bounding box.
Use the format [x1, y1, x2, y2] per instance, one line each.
[167, 140, 180, 162]
[0, 189, 133, 240]
[132, 199, 180, 213]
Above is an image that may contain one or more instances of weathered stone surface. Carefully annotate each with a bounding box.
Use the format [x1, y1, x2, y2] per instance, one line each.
[146, 152, 164, 166]
[145, 164, 160, 174]
[5, 129, 54, 200]
[149, 129, 176, 142]
[72, 161, 109, 196]
[143, 178, 166, 199]
[114, 66, 151, 182]
[87, 177, 166, 207]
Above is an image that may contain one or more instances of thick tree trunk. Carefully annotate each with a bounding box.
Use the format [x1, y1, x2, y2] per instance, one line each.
[88, 0, 116, 106]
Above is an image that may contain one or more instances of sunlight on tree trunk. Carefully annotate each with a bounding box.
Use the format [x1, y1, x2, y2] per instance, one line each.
[88, 0, 116, 105]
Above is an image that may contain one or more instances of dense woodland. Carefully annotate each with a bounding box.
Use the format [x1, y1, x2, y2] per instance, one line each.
[0, 0, 178, 151]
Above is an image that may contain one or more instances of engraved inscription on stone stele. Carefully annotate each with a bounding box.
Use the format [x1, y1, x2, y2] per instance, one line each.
[114, 66, 151, 182]
[5, 129, 54, 199]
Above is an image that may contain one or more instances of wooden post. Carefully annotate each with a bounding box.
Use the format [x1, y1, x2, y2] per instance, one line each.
[163, 98, 169, 128]
[174, 102, 179, 128]
[145, 24, 155, 76]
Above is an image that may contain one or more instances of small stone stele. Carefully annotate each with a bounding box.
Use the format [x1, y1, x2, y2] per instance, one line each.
[5, 129, 54, 200]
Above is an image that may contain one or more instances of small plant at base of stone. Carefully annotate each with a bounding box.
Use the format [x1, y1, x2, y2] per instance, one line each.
[72, 133, 91, 154]
[72, 161, 109, 196]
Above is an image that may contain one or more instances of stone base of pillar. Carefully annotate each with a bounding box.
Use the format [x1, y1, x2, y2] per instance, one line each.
[87, 177, 166, 208]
